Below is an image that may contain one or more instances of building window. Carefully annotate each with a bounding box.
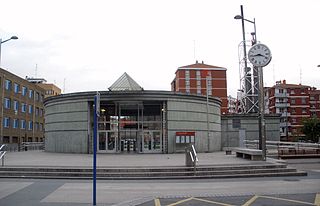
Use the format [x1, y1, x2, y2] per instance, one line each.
[279, 89, 283, 93]
[21, 120, 26, 129]
[14, 100, 19, 111]
[301, 98, 306, 104]
[28, 105, 33, 114]
[196, 71, 201, 80]
[40, 94, 44, 102]
[40, 109, 44, 117]
[3, 117, 10, 128]
[4, 98, 11, 109]
[29, 89, 34, 99]
[36, 92, 40, 101]
[291, 99, 295, 104]
[28, 121, 33, 130]
[291, 108, 296, 114]
[185, 70, 190, 79]
[40, 123, 43, 131]
[22, 86, 27, 96]
[35, 122, 39, 131]
[232, 119, 241, 128]
[292, 118, 296, 123]
[14, 83, 20, 93]
[5, 79, 12, 90]
[13, 119, 19, 129]
[35, 107, 39, 116]
[21, 103, 27, 113]
[291, 89, 295, 94]
[302, 108, 307, 114]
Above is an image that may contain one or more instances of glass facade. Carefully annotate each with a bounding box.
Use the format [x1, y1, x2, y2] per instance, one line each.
[97, 101, 164, 153]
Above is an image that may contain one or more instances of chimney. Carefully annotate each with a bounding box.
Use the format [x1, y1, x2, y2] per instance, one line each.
[196, 60, 198, 64]
[202, 61, 204, 64]
[283, 80, 286, 84]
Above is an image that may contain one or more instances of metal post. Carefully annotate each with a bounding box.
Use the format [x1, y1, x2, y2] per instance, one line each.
[258, 66, 266, 160]
[0, 38, 2, 66]
[240, 5, 248, 71]
[93, 95, 97, 206]
[206, 76, 210, 152]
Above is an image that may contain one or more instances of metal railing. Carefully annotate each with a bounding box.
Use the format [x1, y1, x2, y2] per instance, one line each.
[20, 142, 45, 151]
[244, 140, 320, 157]
[0, 144, 7, 166]
[185, 145, 199, 174]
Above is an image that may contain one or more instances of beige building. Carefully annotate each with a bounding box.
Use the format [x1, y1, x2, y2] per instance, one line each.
[26, 77, 61, 98]
[0, 68, 46, 144]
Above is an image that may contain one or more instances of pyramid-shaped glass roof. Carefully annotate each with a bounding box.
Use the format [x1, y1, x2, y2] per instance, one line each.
[108, 72, 143, 91]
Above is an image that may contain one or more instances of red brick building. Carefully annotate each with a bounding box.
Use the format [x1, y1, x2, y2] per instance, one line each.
[265, 80, 320, 141]
[310, 88, 320, 117]
[171, 61, 228, 114]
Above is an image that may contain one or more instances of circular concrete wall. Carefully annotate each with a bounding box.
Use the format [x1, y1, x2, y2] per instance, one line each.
[44, 91, 221, 153]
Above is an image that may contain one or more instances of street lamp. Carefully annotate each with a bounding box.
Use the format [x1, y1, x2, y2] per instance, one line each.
[0, 35, 19, 66]
[234, 14, 256, 45]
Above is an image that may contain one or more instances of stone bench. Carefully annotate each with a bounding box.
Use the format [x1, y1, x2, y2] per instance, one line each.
[233, 148, 263, 161]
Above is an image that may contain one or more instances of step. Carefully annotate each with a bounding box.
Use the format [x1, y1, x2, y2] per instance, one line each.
[0, 163, 287, 173]
[0, 167, 307, 179]
[0, 171, 307, 180]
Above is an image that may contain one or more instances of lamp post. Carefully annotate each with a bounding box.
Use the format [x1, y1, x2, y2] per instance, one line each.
[234, 5, 258, 114]
[0, 36, 18, 67]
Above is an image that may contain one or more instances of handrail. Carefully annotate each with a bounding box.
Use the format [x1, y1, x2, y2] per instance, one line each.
[0, 144, 7, 166]
[191, 145, 199, 162]
[20, 142, 44, 151]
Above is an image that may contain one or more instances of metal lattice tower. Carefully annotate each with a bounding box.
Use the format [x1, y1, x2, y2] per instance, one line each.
[237, 40, 259, 114]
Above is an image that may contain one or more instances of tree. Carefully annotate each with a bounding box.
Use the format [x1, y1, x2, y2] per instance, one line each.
[301, 117, 320, 143]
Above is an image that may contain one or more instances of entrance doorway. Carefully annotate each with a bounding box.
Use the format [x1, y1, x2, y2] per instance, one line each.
[119, 131, 137, 153]
[96, 101, 164, 154]
[98, 131, 117, 153]
[143, 131, 161, 153]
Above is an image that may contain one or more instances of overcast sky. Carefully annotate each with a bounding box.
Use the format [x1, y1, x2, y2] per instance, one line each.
[1, 0, 319, 97]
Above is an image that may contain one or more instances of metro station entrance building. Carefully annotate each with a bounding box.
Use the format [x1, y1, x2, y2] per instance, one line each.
[44, 73, 222, 154]
[97, 101, 164, 153]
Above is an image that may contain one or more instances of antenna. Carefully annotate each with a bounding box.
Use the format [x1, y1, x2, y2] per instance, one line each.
[272, 64, 275, 84]
[299, 65, 302, 84]
[193, 40, 196, 61]
[35, 64, 38, 77]
[63, 78, 66, 93]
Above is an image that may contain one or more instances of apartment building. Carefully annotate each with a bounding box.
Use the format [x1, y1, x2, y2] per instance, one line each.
[26, 77, 61, 98]
[310, 88, 320, 117]
[171, 61, 228, 114]
[0, 68, 46, 144]
[265, 80, 317, 141]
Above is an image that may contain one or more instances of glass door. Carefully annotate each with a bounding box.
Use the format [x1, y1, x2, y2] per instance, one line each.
[143, 131, 161, 153]
[107, 132, 116, 152]
[98, 131, 117, 153]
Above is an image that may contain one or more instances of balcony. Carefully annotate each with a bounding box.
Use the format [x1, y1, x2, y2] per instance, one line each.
[280, 122, 291, 127]
[275, 102, 290, 107]
[275, 93, 289, 98]
[281, 112, 291, 117]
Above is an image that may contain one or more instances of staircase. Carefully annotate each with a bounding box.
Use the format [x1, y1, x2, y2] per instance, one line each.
[0, 163, 307, 180]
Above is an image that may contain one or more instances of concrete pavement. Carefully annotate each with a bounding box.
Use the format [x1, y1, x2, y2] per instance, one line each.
[3, 150, 271, 167]
[1, 150, 319, 206]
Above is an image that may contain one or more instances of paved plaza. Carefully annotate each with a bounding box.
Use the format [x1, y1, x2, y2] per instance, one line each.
[0, 151, 319, 206]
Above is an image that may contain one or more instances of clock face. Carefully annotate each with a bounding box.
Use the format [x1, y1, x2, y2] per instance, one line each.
[248, 43, 272, 67]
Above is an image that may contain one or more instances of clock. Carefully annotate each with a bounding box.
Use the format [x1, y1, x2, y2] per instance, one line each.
[248, 43, 272, 67]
